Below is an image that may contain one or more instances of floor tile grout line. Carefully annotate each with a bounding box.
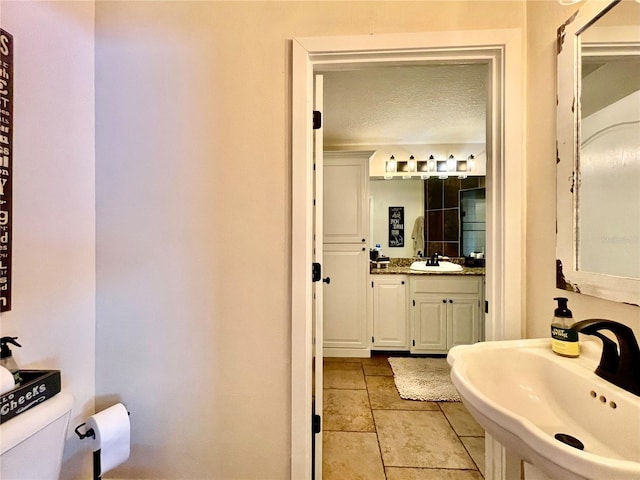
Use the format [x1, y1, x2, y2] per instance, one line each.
[364, 363, 388, 480]
[438, 402, 485, 475]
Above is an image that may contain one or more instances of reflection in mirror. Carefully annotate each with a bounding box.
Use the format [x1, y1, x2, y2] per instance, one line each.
[460, 187, 486, 257]
[370, 177, 486, 259]
[556, 0, 640, 304]
[579, 4, 640, 279]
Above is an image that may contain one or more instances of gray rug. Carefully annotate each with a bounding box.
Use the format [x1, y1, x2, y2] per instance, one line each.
[388, 357, 460, 402]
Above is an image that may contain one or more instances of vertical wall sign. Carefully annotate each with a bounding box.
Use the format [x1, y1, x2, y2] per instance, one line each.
[0, 29, 13, 312]
[388, 206, 404, 248]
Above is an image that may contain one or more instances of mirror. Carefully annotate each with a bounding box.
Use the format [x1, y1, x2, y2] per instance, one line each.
[556, 0, 640, 305]
[370, 176, 486, 259]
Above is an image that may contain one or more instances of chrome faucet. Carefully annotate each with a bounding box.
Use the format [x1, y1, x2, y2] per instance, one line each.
[573, 319, 640, 397]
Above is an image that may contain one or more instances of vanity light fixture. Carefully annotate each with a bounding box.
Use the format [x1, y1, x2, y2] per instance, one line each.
[447, 154, 457, 172]
[385, 154, 477, 179]
[385, 155, 397, 173]
[402, 155, 417, 179]
[428, 155, 436, 172]
[407, 155, 417, 172]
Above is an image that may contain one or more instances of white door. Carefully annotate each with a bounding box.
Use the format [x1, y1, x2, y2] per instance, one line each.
[312, 74, 323, 480]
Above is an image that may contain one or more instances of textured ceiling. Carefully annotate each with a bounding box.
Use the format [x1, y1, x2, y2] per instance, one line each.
[322, 64, 488, 146]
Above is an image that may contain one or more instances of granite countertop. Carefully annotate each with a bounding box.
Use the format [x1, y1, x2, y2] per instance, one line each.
[370, 257, 485, 276]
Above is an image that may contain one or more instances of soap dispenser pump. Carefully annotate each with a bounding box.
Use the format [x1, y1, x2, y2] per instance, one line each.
[551, 297, 579, 357]
[0, 336, 22, 385]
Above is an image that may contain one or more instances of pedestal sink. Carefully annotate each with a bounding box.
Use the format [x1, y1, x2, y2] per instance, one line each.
[447, 339, 640, 480]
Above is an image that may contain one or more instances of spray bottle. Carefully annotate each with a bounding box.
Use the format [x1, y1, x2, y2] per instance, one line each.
[0, 337, 23, 385]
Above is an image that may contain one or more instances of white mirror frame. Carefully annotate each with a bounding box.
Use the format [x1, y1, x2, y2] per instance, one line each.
[556, 0, 640, 306]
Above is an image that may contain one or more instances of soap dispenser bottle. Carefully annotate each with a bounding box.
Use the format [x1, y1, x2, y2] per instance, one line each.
[0, 336, 22, 385]
[551, 297, 579, 357]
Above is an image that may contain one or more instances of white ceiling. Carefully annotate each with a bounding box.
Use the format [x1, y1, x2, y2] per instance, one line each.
[322, 63, 488, 146]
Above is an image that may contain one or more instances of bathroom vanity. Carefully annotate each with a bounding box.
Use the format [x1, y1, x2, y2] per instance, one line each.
[371, 262, 485, 355]
[324, 257, 484, 357]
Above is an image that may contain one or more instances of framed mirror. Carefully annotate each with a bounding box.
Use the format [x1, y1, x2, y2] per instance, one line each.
[556, 0, 640, 305]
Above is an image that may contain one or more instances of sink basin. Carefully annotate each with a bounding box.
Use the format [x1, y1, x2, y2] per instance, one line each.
[447, 339, 640, 480]
[409, 260, 463, 272]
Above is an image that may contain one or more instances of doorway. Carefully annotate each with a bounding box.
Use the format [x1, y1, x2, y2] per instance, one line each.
[292, 30, 524, 480]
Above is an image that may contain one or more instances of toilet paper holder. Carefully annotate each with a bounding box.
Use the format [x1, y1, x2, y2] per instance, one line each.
[74, 422, 96, 440]
[74, 409, 130, 440]
[75, 410, 130, 480]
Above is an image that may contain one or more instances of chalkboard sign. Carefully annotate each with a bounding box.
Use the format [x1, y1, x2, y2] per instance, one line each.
[389, 206, 404, 247]
[0, 29, 12, 312]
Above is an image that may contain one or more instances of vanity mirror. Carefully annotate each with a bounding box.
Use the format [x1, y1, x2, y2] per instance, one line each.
[556, 0, 640, 305]
[370, 176, 486, 259]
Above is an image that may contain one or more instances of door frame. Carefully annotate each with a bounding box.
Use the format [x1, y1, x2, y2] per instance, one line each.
[291, 29, 525, 480]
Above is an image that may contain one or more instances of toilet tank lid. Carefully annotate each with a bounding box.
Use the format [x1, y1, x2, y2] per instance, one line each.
[0, 390, 74, 454]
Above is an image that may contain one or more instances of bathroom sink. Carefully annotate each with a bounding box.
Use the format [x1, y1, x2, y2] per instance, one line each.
[409, 261, 463, 272]
[447, 339, 640, 480]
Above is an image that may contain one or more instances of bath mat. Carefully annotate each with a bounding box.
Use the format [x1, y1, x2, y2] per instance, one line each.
[388, 357, 460, 402]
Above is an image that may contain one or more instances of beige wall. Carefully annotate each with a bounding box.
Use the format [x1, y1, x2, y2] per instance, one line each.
[1, 1, 637, 479]
[0, 1, 96, 477]
[95, 2, 525, 478]
[525, 0, 640, 341]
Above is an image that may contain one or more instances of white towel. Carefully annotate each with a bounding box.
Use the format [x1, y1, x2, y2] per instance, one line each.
[411, 216, 425, 256]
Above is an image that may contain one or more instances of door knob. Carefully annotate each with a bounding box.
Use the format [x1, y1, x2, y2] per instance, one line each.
[323, 277, 331, 284]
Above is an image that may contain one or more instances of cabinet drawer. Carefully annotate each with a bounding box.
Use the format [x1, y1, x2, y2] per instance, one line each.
[411, 276, 480, 294]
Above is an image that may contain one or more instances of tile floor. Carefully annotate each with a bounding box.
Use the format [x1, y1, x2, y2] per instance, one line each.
[322, 354, 485, 480]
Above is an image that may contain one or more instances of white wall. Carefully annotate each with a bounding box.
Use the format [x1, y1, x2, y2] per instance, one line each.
[0, 2, 95, 478]
[370, 178, 424, 258]
[94, 2, 527, 478]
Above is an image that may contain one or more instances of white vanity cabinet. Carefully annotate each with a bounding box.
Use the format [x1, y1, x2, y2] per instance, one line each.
[410, 276, 482, 354]
[371, 275, 409, 350]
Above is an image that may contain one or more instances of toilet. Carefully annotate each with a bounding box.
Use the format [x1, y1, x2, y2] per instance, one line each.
[0, 390, 73, 479]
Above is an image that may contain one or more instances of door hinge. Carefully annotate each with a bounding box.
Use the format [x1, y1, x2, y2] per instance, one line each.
[412, 339, 415, 346]
[313, 110, 322, 130]
[412, 299, 415, 307]
[371, 336, 374, 343]
[312, 414, 322, 434]
[371, 281, 374, 288]
[312, 263, 322, 282]
[485, 300, 489, 314]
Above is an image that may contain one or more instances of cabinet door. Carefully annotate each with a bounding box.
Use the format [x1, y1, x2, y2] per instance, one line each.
[323, 244, 369, 350]
[323, 153, 369, 244]
[447, 296, 480, 349]
[372, 276, 408, 349]
[411, 296, 447, 353]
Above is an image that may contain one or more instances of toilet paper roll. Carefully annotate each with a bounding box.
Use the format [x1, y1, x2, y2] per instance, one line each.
[86, 403, 130, 475]
[0, 366, 15, 395]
